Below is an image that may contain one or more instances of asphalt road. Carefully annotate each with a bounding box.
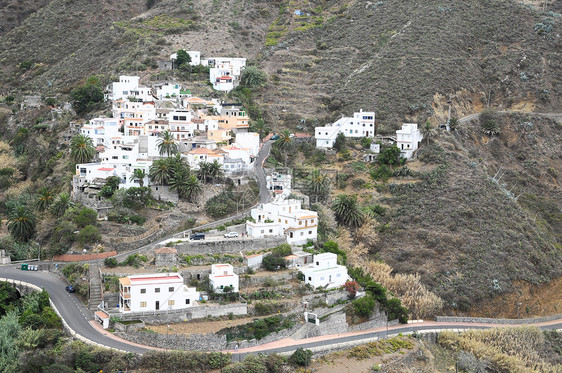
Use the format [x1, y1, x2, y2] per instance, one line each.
[255, 139, 273, 203]
[0, 264, 149, 353]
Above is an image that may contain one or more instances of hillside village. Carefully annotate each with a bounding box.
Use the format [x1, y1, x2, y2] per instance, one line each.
[0, 0, 560, 371]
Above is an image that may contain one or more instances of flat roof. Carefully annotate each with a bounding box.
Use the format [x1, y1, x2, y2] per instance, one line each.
[130, 275, 181, 282]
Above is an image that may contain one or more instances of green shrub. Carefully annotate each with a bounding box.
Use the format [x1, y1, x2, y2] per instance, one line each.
[74, 207, 98, 228]
[77, 225, 101, 246]
[289, 348, 313, 367]
[353, 295, 376, 317]
[104, 257, 118, 268]
[205, 191, 237, 218]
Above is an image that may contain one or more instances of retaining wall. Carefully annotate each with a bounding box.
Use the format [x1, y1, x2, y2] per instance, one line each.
[434, 314, 562, 324]
[53, 251, 117, 262]
[108, 303, 247, 323]
[174, 236, 286, 255]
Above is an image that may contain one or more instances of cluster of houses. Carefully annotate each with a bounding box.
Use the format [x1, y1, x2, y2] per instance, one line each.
[314, 109, 423, 160]
[72, 75, 260, 205]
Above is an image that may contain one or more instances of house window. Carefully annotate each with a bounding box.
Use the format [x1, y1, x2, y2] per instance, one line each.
[337, 273, 341, 277]
[168, 300, 175, 306]
[269, 229, 273, 233]
[316, 262, 319, 265]
[155, 288, 160, 293]
[186, 299, 190, 305]
[299, 221, 302, 225]
[169, 287, 174, 292]
[308, 231, 312, 235]
[112, 156, 118, 159]
[140, 289, 146, 294]
[320, 276, 324, 281]
[261, 230, 264, 234]
[140, 301, 147, 307]
[308, 277, 312, 281]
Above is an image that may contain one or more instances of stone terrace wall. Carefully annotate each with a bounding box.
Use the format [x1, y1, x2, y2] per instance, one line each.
[175, 236, 286, 255]
[117, 331, 227, 351]
[54, 251, 117, 262]
[108, 303, 247, 323]
[435, 314, 562, 324]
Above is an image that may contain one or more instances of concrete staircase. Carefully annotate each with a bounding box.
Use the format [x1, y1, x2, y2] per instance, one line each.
[88, 261, 103, 311]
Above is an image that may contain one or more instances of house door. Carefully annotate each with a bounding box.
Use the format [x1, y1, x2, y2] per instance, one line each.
[155, 301, 160, 310]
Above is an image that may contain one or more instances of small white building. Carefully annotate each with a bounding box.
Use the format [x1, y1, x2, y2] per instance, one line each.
[266, 172, 292, 198]
[396, 123, 423, 159]
[155, 83, 181, 100]
[301, 253, 349, 289]
[212, 75, 234, 92]
[111, 76, 153, 102]
[170, 51, 201, 66]
[209, 264, 239, 293]
[118, 273, 199, 313]
[315, 110, 375, 149]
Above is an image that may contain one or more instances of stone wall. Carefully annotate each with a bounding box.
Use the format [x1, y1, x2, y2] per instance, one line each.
[239, 271, 295, 287]
[117, 331, 227, 351]
[175, 236, 286, 255]
[435, 314, 562, 325]
[108, 303, 248, 323]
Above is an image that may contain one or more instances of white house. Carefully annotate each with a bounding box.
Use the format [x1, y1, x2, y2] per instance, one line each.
[212, 74, 234, 92]
[235, 132, 260, 157]
[266, 172, 292, 198]
[315, 109, 375, 149]
[209, 264, 239, 293]
[155, 83, 181, 100]
[247, 199, 318, 245]
[110, 76, 153, 102]
[170, 51, 201, 66]
[80, 118, 120, 148]
[118, 273, 199, 313]
[301, 253, 349, 289]
[396, 123, 423, 159]
[185, 147, 224, 169]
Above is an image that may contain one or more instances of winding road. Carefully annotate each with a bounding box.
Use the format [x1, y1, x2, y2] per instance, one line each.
[1, 264, 561, 359]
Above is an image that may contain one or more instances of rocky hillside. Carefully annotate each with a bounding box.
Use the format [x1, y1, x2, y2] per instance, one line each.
[374, 112, 561, 315]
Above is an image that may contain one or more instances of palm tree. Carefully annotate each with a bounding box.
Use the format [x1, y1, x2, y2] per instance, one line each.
[448, 117, 459, 131]
[249, 118, 271, 139]
[149, 159, 175, 185]
[35, 187, 54, 212]
[275, 129, 292, 167]
[421, 121, 436, 145]
[51, 192, 73, 218]
[7, 204, 36, 242]
[197, 161, 212, 183]
[331, 194, 364, 229]
[307, 169, 331, 200]
[170, 169, 202, 202]
[157, 130, 178, 157]
[133, 169, 146, 188]
[70, 134, 95, 164]
[208, 160, 224, 183]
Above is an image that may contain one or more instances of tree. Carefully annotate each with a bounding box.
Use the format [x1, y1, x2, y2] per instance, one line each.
[149, 159, 175, 185]
[7, 203, 36, 242]
[133, 168, 147, 187]
[99, 176, 121, 198]
[448, 117, 459, 131]
[69, 76, 104, 115]
[331, 194, 364, 229]
[240, 66, 267, 88]
[0, 282, 20, 316]
[275, 130, 293, 167]
[170, 171, 202, 202]
[386, 297, 409, 324]
[157, 130, 178, 157]
[197, 161, 212, 183]
[333, 133, 347, 152]
[420, 121, 435, 145]
[208, 160, 224, 183]
[70, 134, 95, 164]
[51, 192, 73, 218]
[306, 169, 331, 200]
[175, 49, 192, 69]
[249, 118, 270, 139]
[35, 187, 54, 212]
[377, 145, 401, 167]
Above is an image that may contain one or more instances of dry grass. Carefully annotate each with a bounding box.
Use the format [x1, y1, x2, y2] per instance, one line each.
[439, 327, 562, 373]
